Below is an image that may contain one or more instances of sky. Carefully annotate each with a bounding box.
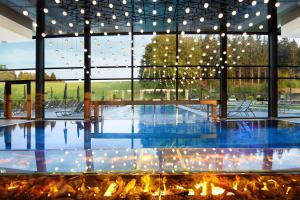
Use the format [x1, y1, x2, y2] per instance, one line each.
[0, 35, 153, 79]
[1, 35, 300, 80]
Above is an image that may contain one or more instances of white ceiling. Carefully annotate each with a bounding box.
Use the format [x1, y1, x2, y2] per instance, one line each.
[0, 14, 32, 43]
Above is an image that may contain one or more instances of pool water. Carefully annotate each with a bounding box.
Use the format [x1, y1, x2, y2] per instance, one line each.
[0, 105, 300, 150]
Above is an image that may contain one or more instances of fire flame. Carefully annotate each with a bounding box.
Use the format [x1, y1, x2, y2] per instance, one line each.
[7, 182, 19, 190]
[195, 181, 225, 196]
[104, 183, 117, 197]
[141, 175, 150, 192]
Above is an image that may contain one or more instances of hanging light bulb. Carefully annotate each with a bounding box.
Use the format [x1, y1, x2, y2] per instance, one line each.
[185, 7, 190, 13]
[22, 10, 29, 16]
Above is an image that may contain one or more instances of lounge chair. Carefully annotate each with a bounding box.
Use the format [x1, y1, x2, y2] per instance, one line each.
[55, 102, 84, 117]
[228, 100, 255, 117]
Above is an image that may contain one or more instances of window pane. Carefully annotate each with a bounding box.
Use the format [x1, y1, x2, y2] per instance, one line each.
[227, 35, 268, 66]
[134, 79, 175, 101]
[0, 41, 35, 69]
[44, 81, 84, 119]
[134, 35, 176, 66]
[179, 34, 219, 66]
[278, 67, 300, 78]
[278, 79, 300, 117]
[178, 79, 220, 100]
[91, 35, 131, 67]
[92, 81, 131, 101]
[45, 37, 84, 68]
[228, 67, 268, 78]
[228, 79, 268, 118]
[278, 37, 300, 66]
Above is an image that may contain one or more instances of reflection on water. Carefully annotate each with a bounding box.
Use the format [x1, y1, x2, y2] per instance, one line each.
[0, 106, 300, 173]
[0, 119, 299, 150]
[0, 148, 299, 173]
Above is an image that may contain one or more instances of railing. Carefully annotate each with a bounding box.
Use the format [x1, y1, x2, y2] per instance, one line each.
[92, 100, 219, 122]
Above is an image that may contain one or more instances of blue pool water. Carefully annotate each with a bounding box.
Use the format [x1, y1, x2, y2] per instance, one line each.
[0, 105, 300, 150]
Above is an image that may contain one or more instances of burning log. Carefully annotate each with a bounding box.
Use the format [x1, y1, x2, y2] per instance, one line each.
[0, 174, 299, 199]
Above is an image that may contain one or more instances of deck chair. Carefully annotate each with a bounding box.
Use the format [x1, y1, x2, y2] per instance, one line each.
[55, 102, 84, 117]
[228, 100, 255, 117]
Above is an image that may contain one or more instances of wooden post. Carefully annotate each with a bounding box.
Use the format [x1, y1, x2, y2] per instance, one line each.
[94, 101, 99, 120]
[26, 83, 31, 120]
[212, 105, 217, 123]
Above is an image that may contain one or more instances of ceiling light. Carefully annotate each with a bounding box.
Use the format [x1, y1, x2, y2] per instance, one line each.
[256, 11, 260, 16]
[204, 3, 209, 8]
[62, 11, 67, 16]
[139, 19, 143, 24]
[112, 14, 116, 19]
[97, 12, 101, 17]
[218, 13, 223, 18]
[138, 8, 142, 13]
[226, 22, 231, 27]
[153, 21, 157, 26]
[43, 8, 48, 13]
[200, 17, 204, 22]
[183, 20, 187, 25]
[185, 7, 190, 13]
[51, 20, 56, 24]
[168, 6, 173, 11]
[251, 1, 257, 6]
[100, 22, 104, 26]
[232, 10, 237, 16]
[275, 2, 280, 7]
[196, 28, 201, 33]
[80, 9, 85, 14]
[213, 26, 218, 30]
[109, 3, 113, 8]
[69, 22, 74, 27]
[92, 0, 97, 5]
[55, 0, 60, 3]
[75, 32, 79, 36]
[122, 0, 127, 4]
[153, 10, 157, 15]
[22, 10, 29, 16]
[244, 13, 249, 18]
[167, 18, 171, 23]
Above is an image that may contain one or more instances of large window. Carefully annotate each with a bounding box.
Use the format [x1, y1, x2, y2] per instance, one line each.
[278, 36, 300, 117]
[227, 34, 269, 118]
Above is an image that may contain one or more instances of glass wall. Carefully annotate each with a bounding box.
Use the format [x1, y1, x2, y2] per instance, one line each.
[44, 37, 84, 119]
[278, 36, 300, 117]
[227, 34, 269, 118]
[0, 40, 36, 118]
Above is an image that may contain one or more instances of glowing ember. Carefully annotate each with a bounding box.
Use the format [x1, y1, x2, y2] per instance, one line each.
[104, 182, 116, 196]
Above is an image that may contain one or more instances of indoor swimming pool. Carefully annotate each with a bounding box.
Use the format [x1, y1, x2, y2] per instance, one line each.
[0, 105, 300, 174]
